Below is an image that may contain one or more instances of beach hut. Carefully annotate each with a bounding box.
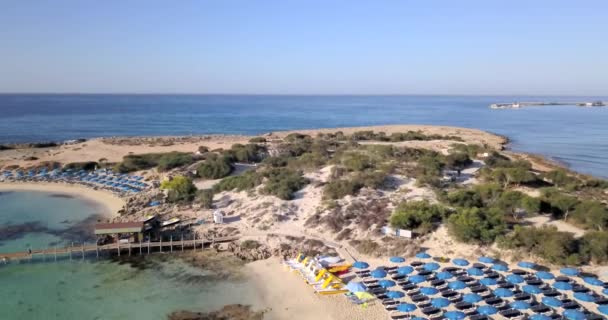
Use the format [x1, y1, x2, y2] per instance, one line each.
[213, 210, 224, 224]
[94, 221, 144, 243]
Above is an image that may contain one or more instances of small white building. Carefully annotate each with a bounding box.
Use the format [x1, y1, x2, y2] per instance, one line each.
[213, 210, 224, 224]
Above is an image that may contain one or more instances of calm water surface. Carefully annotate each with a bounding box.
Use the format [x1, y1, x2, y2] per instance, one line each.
[0, 94, 606, 177]
[0, 191, 261, 320]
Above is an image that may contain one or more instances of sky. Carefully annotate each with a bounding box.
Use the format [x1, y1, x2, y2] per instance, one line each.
[0, 0, 607, 95]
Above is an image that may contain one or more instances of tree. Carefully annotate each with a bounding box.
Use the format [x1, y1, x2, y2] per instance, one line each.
[446, 189, 483, 208]
[448, 207, 505, 244]
[496, 191, 525, 220]
[571, 200, 608, 231]
[160, 176, 197, 203]
[543, 169, 572, 188]
[520, 196, 541, 215]
[445, 152, 472, 170]
[580, 231, 608, 264]
[549, 194, 579, 220]
[390, 201, 447, 234]
[196, 189, 214, 209]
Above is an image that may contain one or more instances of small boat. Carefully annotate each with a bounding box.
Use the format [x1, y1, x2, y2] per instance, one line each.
[160, 218, 180, 227]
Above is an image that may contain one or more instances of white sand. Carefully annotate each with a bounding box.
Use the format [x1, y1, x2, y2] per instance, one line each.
[246, 257, 385, 320]
[0, 182, 124, 215]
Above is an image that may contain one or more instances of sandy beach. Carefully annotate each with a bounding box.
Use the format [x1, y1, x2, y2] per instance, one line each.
[246, 257, 385, 320]
[0, 182, 124, 215]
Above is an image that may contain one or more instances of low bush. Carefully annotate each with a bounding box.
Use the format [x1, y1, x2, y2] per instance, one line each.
[160, 176, 197, 203]
[196, 189, 214, 209]
[64, 161, 98, 171]
[197, 157, 233, 179]
[260, 168, 309, 200]
[115, 152, 194, 172]
[390, 200, 447, 234]
[213, 171, 263, 193]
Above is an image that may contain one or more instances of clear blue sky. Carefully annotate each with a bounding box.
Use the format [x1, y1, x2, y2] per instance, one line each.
[1, 0, 607, 95]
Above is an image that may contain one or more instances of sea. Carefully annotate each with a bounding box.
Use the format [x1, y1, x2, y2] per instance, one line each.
[0, 94, 607, 178]
[0, 191, 263, 320]
[0, 94, 607, 319]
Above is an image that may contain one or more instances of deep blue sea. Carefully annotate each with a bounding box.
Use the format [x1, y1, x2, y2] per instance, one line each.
[0, 94, 607, 178]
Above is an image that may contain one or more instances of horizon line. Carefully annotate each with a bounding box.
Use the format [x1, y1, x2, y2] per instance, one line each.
[0, 92, 606, 97]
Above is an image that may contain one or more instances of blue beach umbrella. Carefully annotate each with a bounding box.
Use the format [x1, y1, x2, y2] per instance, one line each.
[346, 282, 366, 292]
[453, 258, 469, 266]
[444, 311, 466, 320]
[371, 269, 387, 278]
[479, 257, 494, 263]
[598, 305, 608, 316]
[523, 285, 542, 295]
[584, 277, 604, 287]
[379, 279, 396, 288]
[431, 297, 451, 308]
[352, 261, 369, 269]
[563, 309, 586, 320]
[492, 264, 509, 272]
[390, 256, 406, 263]
[560, 268, 580, 276]
[416, 252, 431, 259]
[476, 305, 498, 316]
[424, 262, 440, 271]
[436, 271, 454, 280]
[553, 281, 573, 291]
[536, 271, 555, 280]
[448, 280, 467, 290]
[518, 261, 536, 269]
[463, 293, 482, 303]
[467, 267, 484, 276]
[480, 277, 498, 286]
[386, 290, 405, 299]
[420, 287, 439, 295]
[409, 275, 426, 284]
[542, 296, 563, 308]
[510, 301, 531, 310]
[506, 274, 525, 284]
[530, 315, 552, 320]
[493, 288, 514, 298]
[397, 266, 414, 275]
[603, 288, 608, 295]
[396, 303, 417, 313]
[574, 292, 596, 303]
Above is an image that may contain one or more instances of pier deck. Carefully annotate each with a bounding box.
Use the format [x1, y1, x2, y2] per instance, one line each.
[0, 235, 240, 263]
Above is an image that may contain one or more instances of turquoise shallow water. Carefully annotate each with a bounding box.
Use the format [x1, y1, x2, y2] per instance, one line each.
[0, 191, 262, 320]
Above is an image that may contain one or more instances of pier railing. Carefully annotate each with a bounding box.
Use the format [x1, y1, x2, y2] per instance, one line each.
[0, 235, 240, 264]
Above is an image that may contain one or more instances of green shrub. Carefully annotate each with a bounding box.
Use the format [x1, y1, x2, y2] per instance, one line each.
[499, 226, 581, 265]
[249, 137, 267, 143]
[115, 152, 194, 173]
[261, 168, 309, 200]
[160, 176, 197, 203]
[323, 179, 362, 200]
[196, 189, 214, 209]
[213, 171, 263, 193]
[448, 207, 506, 244]
[580, 231, 608, 264]
[64, 161, 98, 171]
[390, 201, 447, 234]
[223, 144, 267, 163]
[571, 200, 608, 230]
[341, 152, 374, 171]
[197, 158, 233, 179]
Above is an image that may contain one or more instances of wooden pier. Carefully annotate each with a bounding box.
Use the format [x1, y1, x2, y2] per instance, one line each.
[0, 235, 240, 263]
